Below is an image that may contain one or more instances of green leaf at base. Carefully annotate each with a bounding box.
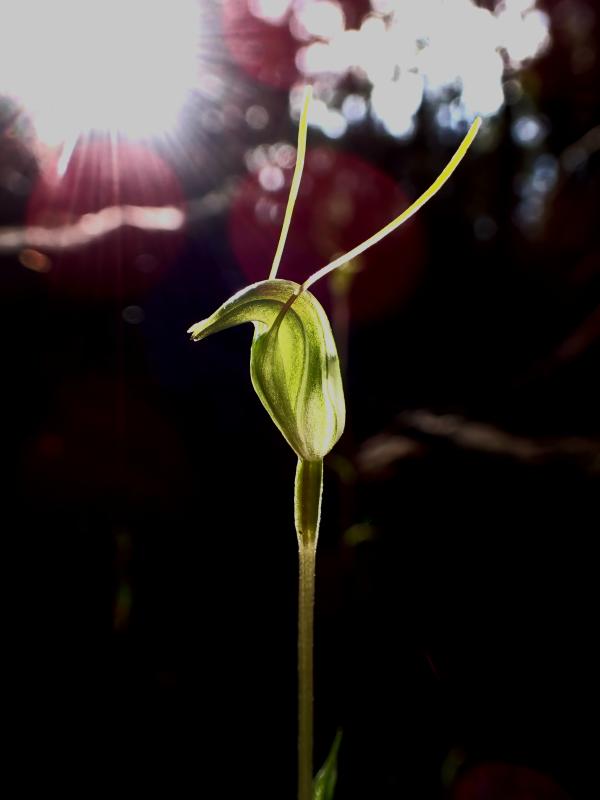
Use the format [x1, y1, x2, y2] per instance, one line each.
[313, 730, 342, 800]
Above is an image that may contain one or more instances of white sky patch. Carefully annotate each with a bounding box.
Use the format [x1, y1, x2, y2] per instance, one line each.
[341, 94, 368, 124]
[306, 98, 347, 139]
[294, 1, 346, 40]
[0, 0, 199, 146]
[249, 0, 293, 25]
[291, 0, 551, 134]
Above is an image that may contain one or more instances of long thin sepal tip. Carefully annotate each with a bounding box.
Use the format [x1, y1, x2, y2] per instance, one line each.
[303, 115, 482, 290]
[268, 85, 313, 281]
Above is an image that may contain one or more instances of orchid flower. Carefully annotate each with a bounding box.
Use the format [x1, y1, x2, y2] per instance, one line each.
[188, 86, 480, 800]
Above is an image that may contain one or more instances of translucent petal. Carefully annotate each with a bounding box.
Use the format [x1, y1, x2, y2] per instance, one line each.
[189, 279, 345, 461]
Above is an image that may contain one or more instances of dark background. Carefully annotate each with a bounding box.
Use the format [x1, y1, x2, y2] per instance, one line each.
[1, 1, 598, 797]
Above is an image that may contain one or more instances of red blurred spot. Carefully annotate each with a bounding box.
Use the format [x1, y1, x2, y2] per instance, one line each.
[453, 763, 570, 800]
[27, 138, 184, 297]
[36, 433, 65, 461]
[222, 0, 300, 89]
[24, 377, 185, 505]
[229, 146, 425, 321]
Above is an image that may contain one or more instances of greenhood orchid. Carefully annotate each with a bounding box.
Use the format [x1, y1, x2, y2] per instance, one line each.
[189, 88, 480, 479]
[188, 86, 480, 800]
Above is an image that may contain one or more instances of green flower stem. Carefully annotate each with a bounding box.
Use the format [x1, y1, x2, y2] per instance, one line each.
[295, 458, 324, 800]
[298, 539, 316, 800]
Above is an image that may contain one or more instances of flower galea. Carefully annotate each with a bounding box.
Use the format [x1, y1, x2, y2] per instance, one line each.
[189, 87, 480, 478]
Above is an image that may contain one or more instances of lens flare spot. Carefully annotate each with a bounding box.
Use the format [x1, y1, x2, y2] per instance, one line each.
[26, 138, 185, 296]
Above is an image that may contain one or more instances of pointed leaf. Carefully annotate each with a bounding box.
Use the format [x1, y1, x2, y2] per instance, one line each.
[189, 279, 345, 461]
[313, 730, 342, 800]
